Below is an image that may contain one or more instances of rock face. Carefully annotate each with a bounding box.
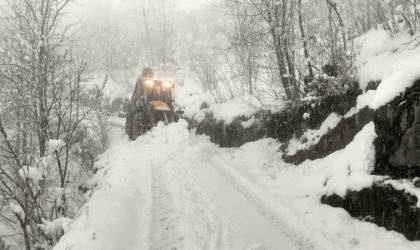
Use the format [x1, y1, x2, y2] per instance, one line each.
[390, 123, 420, 166]
[193, 89, 360, 148]
[321, 183, 420, 241]
[194, 113, 268, 148]
[284, 80, 420, 174]
[268, 90, 360, 143]
[321, 80, 420, 241]
[283, 80, 420, 174]
[284, 107, 373, 165]
[373, 80, 420, 178]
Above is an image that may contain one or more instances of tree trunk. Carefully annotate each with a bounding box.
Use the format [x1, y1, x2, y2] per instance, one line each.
[16, 121, 21, 156]
[326, 0, 347, 51]
[248, 55, 252, 95]
[38, 115, 47, 157]
[17, 215, 31, 250]
[327, 4, 335, 65]
[23, 226, 30, 250]
[298, 0, 314, 82]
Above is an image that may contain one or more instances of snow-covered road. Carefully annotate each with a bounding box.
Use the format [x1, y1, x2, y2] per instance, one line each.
[54, 120, 297, 249]
[54, 120, 420, 250]
[138, 120, 297, 249]
[150, 139, 295, 250]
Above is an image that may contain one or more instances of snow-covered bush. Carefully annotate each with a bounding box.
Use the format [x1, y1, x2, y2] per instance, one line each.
[72, 115, 110, 176]
[306, 73, 354, 98]
[91, 114, 111, 154]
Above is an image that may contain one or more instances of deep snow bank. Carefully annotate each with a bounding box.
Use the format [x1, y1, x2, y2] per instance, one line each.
[53, 123, 152, 250]
[357, 30, 420, 109]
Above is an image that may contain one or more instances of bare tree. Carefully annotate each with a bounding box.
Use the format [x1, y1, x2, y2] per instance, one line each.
[0, 0, 106, 249]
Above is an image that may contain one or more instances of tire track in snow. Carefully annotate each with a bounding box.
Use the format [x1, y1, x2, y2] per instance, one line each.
[172, 155, 230, 250]
[210, 156, 344, 250]
[149, 142, 230, 250]
[150, 162, 184, 250]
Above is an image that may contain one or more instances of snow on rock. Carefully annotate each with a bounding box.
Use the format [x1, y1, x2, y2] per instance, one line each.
[175, 81, 286, 124]
[384, 179, 420, 207]
[358, 30, 410, 89]
[18, 166, 43, 182]
[175, 82, 210, 122]
[356, 90, 376, 110]
[175, 83, 256, 124]
[369, 53, 420, 109]
[357, 30, 420, 109]
[344, 107, 357, 119]
[241, 116, 256, 129]
[322, 122, 380, 197]
[209, 97, 255, 124]
[286, 113, 342, 156]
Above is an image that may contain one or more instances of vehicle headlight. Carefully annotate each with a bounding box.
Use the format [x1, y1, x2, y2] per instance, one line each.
[145, 79, 154, 87]
[162, 81, 172, 89]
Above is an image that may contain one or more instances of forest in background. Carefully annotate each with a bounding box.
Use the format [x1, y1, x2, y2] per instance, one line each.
[72, 0, 420, 108]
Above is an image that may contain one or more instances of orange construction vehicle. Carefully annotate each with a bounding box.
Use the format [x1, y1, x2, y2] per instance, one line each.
[126, 67, 176, 140]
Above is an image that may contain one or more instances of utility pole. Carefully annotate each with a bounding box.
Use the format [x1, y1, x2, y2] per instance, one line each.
[142, 5, 155, 66]
[162, 0, 167, 77]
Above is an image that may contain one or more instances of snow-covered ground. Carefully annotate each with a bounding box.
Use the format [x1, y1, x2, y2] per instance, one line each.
[53, 120, 152, 250]
[357, 30, 420, 109]
[54, 120, 420, 250]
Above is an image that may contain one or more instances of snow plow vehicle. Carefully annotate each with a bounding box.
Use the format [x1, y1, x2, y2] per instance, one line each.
[126, 68, 176, 140]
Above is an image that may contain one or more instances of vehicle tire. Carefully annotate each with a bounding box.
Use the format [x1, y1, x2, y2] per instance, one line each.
[126, 111, 135, 140]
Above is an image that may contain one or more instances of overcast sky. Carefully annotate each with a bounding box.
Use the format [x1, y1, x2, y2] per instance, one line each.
[67, 0, 213, 24]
